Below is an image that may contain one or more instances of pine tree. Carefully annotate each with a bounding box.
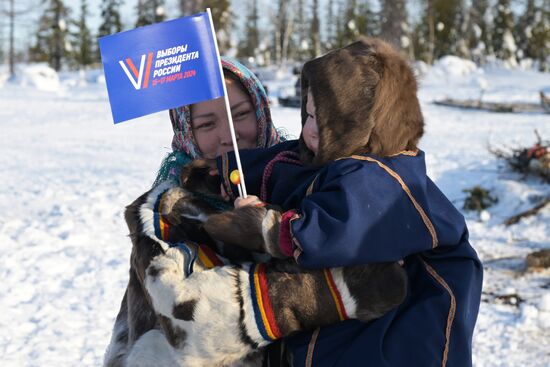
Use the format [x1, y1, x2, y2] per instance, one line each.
[135, 0, 165, 28]
[335, 0, 378, 48]
[467, 0, 491, 63]
[530, 0, 550, 71]
[380, 0, 407, 50]
[179, 0, 204, 15]
[414, 0, 463, 63]
[29, 0, 72, 71]
[204, 0, 232, 54]
[454, 3, 471, 59]
[273, 0, 295, 63]
[325, 0, 337, 50]
[517, 0, 538, 60]
[433, 0, 463, 58]
[71, 0, 94, 67]
[492, 0, 517, 64]
[237, 0, 259, 59]
[293, 0, 309, 59]
[98, 0, 123, 38]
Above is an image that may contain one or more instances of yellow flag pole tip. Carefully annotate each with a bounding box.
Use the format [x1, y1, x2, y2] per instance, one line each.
[230, 170, 241, 185]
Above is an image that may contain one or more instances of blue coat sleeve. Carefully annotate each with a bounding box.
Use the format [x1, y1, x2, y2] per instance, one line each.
[216, 140, 300, 200]
[289, 159, 437, 268]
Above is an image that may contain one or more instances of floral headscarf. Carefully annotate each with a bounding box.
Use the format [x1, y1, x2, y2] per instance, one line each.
[153, 57, 284, 186]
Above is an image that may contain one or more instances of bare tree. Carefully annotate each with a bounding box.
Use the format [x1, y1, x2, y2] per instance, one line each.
[310, 0, 321, 57]
[3, 0, 34, 79]
[274, 0, 295, 63]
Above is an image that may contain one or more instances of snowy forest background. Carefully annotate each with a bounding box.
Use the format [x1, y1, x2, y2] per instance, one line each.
[2, 0, 550, 77]
[1, 1, 550, 366]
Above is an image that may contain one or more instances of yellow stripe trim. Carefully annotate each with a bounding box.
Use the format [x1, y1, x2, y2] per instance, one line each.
[323, 269, 346, 321]
[159, 217, 168, 241]
[253, 266, 278, 340]
[197, 247, 215, 269]
[157, 192, 169, 241]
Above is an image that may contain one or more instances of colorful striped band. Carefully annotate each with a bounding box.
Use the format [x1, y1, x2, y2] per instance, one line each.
[323, 269, 348, 321]
[153, 190, 170, 241]
[197, 244, 224, 268]
[249, 263, 282, 341]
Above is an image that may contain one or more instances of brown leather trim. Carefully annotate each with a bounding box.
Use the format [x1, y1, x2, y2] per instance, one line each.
[389, 149, 419, 157]
[305, 327, 321, 367]
[305, 175, 319, 196]
[421, 258, 457, 367]
[348, 155, 438, 248]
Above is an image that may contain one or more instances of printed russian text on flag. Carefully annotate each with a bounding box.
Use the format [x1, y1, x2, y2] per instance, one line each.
[99, 13, 224, 123]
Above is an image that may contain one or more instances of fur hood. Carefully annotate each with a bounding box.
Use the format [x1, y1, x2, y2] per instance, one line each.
[299, 37, 424, 166]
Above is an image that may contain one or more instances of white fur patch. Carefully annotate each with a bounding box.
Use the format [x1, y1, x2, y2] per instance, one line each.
[126, 329, 179, 367]
[158, 187, 189, 215]
[261, 210, 281, 257]
[145, 248, 197, 317]
[144, 250, 263, 366]
[329, 267, 358, 318]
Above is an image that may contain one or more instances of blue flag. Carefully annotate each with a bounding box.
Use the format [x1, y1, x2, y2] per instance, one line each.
[98, 13, 224, 124]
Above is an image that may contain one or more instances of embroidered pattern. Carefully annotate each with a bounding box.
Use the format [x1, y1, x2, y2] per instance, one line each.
[153, 189, 171, 241]
[249, 263, 282, 341]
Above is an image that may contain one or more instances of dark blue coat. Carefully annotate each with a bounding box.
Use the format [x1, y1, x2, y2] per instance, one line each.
[218, 140, 483, 367]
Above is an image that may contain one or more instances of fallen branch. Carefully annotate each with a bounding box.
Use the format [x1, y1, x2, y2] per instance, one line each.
[504, 196, 550, 226]
[541, 91, 550, 113]
[434, 98, 547, 113]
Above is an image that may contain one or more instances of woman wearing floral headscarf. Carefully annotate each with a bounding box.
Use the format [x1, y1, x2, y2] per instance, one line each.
[153, 58, 283, 187]
[104, 58, 288, 367]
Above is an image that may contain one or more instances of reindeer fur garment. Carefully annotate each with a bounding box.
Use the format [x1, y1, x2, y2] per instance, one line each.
[103, 180, 407, 367]
[213, 38, 483, 367]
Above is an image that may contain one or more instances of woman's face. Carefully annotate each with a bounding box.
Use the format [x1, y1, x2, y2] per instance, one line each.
[191, 78, 258, 159]
[302, 89, 319, 156]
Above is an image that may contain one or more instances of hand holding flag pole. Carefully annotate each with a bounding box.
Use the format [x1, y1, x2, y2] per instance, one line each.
[206, 8, 248, 199]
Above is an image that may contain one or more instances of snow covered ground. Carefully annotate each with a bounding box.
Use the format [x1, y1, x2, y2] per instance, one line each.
[0, 60, 549, 366]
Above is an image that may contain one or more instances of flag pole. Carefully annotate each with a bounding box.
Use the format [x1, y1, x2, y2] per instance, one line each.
[206, 8, 248, 198]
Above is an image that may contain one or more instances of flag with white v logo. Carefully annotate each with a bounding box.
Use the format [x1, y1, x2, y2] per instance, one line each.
[98, 12, 224, 124]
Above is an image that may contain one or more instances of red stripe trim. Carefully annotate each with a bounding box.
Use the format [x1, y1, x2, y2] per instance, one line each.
[323, 269, 349, 320]
[256, 263, 282, 338]
[198, 244, 224, 266]
[143, 52, 153, 88]
[160, 217, 170, 241]
[125, 58, 139, 79]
